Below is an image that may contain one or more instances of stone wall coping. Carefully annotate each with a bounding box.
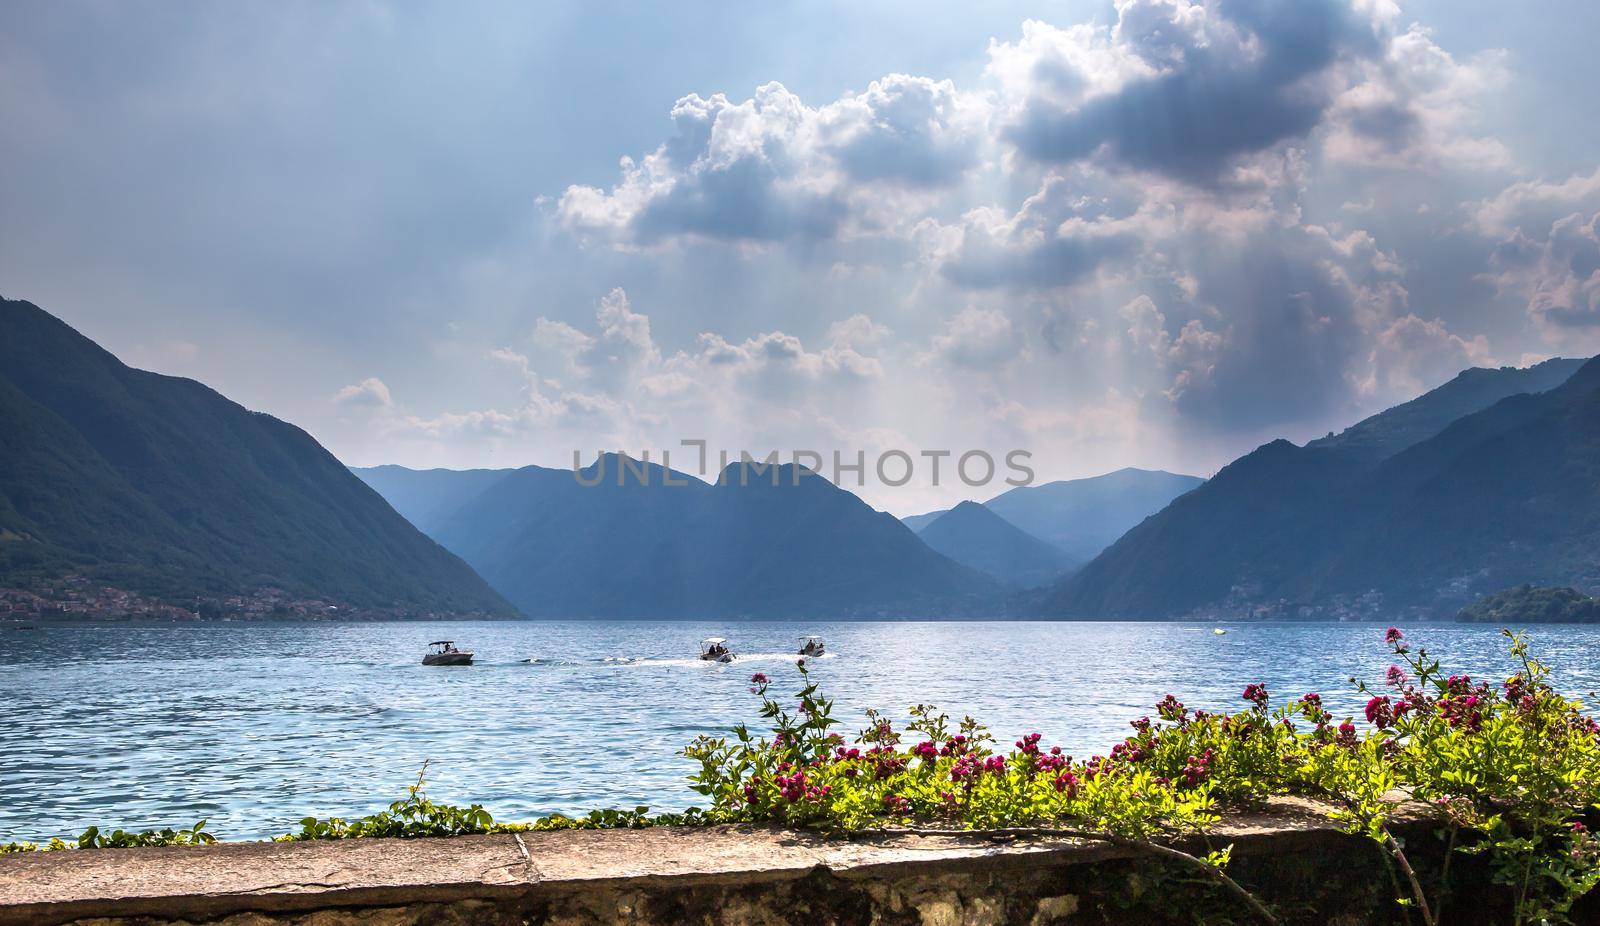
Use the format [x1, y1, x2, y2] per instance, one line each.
[0, 797, 1379, 926]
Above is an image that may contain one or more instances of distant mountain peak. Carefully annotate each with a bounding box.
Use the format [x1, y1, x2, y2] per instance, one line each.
[919, 500, 1077, 589]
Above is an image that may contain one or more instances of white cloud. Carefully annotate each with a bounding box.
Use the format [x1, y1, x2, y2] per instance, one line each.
[1472, 168, 1600, 344]
[926, 306, 1021, 369]
[331, 377, 393, 409]
[557, 76, 988, 247]
[1324, 26, 1510, 170]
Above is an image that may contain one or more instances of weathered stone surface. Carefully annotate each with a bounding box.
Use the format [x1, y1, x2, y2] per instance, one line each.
[1, 799, 1588, 925]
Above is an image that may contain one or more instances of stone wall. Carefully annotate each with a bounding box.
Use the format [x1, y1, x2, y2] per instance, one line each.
[3, 801, 1594, 925]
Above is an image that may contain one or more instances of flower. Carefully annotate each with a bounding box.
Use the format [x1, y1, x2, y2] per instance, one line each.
[1182, 749, 1214, 787]
[750, 673, 769, 685]
[1365, 695, 1395, 729]
[1242, 683, 1270, 709]
[1385, 627, 1404, 644]
[1386, 665, 1408, 688]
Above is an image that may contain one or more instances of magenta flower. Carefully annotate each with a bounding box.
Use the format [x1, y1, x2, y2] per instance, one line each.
[1365, 695, 1396, 729]
[750, 673, 769, 685]
[1385, 626, 1404, 644]
[1242, 683, 1270, 708]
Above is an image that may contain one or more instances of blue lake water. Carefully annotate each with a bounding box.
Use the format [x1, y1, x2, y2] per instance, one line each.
[3, 620, 1599, 843]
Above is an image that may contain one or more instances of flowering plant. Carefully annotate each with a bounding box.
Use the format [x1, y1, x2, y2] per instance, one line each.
[683, 631, 1600, 925]
[1297, 629, 1600, 925]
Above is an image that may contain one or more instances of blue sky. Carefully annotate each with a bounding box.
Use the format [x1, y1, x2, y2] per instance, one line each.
[4, 0, 1600, 514]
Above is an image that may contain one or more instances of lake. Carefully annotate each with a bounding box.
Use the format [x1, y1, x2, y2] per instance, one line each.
[3, 620, 1598, 843]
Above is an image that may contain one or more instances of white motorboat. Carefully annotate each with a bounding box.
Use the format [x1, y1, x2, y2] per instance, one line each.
[798, 635, 825, 656]
[699, 638, 734, 662]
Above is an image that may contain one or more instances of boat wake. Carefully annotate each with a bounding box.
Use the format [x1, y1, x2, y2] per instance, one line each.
[517, 652, 840, 669]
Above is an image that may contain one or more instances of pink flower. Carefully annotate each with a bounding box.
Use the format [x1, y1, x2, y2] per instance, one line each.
[1242, 683, 1270, 709]
[1365, 695, 1395, 729]
[750, 673, 769, 685]
[1385, 627, 1404, 644]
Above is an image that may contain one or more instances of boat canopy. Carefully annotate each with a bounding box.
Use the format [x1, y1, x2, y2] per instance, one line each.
[428, 640, 454, 646]
[702, 637, 726, 644]
[801, 635, 822, 640]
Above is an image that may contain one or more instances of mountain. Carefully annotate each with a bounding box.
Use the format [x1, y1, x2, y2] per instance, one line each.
[901, 468, 1204, 564]
[983, 468, 1206, 563]
[350, 465, 515, 536]
[0, 297, 517, 619]
[915, 501, 1079, 588]
[900, 510, 946, 533]
[362, 454, 1001, 618]
[1046, 357, 1593, 619]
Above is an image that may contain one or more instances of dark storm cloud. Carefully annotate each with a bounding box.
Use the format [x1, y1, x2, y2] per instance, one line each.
[1004, 0, 1384, 185]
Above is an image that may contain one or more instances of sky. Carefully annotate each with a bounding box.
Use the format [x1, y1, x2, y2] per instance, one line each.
[4, 0, 1600, 515]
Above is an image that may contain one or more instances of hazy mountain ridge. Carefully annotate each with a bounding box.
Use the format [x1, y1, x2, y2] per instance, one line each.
[916, 501, 1079, 588]
[902, 468, 1205, 566]
[0, 298, 517, 619]
[1047, 357, 1597, 620]
[360, 456, 1002, 618]
[984, 468, 1206, 563]
[350, 464, 515, 536]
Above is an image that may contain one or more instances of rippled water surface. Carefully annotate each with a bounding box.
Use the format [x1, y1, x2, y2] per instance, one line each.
[4, 620, 1599, 842]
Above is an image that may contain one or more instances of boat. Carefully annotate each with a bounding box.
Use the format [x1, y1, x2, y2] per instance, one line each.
[1213, 628, 1227, 635]
[798, 635, 825, 656]
[423, 640, 473, 666]
[699, 638, 734, 662]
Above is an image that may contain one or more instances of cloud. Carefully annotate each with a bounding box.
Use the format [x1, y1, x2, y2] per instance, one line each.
[557, 76, 987, 246]
[988, 0, 1505, 189]
[1324, 25, 1510, 170]
[374, 289, 896, 449]
[926, 306, 1022, 369]
[818, 75, 988, 188]
[1471, 166, 1600, 237]
[332, 377, 394, 409]
[1486, 211, 1600, 337]
[933, 175, 1145, 290]
[1473, 169, 1600, 342]
[1359, 313, 1492, 398]
[991, 0, 1385, 187]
